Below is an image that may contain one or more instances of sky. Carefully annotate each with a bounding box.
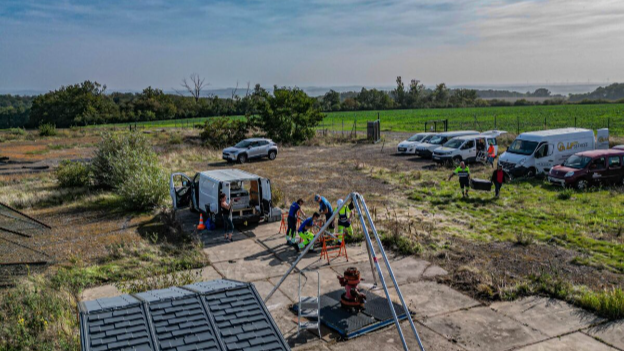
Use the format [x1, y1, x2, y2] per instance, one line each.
[0, 0, 623, 93]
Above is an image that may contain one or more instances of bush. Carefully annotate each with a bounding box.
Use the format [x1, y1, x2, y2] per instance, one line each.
[200, 117, 249, 148]
[92, 132, 168, 210]
[557, 189, 574, 200]
[10, 127, 26, 135]
[55, 160, 91, 188]
[38, 123, 57, 136]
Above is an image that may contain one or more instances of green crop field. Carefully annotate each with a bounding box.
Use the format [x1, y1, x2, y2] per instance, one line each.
[321, 104, 624, 136]
[85, 103, 624, 136]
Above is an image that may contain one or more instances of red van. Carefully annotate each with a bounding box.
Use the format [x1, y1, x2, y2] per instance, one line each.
[548, 149, 624, 190]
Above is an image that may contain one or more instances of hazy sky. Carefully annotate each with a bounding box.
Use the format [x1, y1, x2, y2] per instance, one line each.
[1, 0, 623, 92]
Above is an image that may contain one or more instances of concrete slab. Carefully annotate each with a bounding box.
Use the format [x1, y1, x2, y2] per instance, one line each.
[239, 221, 282, 240]
[586, 320, 624, 350]
[81, 284, 121, 301]
[198, 228, 248, 248]
[212, 255, 289, 281]
[269, 267, 343, 302]
[423, 306, 547, 351]
[195, 265, 223, 281]
[388, 281, 481, 318]
[329, 320, 465, 351]
[331, 256, 440, 290]
[491, 296, 603, 337]
[516, 332, 616, 351]
[203, 238, 272, 263]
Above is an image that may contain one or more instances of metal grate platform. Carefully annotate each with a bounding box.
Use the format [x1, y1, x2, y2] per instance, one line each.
[292, 289, 409, 339]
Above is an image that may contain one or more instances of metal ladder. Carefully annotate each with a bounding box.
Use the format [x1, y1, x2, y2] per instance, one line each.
[297, 269, 321, 338]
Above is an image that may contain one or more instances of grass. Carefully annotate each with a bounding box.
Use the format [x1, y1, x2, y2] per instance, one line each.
[320, 104, 624, 135]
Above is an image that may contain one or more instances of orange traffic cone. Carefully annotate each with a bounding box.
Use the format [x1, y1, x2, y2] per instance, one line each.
[197, 214, 206, 230]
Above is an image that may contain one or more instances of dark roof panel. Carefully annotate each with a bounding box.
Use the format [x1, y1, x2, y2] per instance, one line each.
[79, 280, 289, 351]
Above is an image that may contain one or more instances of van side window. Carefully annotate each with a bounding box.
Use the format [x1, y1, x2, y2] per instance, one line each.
[590, 157, 606, 170]
[462, 140, 475, 150]
[488, 138, 497, 146]
[609, 156, 621, 168]
[535, 144, 548, 159]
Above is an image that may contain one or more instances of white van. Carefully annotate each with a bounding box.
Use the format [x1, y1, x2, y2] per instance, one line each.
[397, 132, 437, 155]
[499, 128, 609, 177]
[415, 131, 479, 158]
[169, 169, 273, 224]
[432, 131, 506, 164]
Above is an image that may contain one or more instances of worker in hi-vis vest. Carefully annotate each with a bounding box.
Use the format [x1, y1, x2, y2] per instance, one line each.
[487, 142, 496, 168]
[448, 161, 471, 198]
[336, 199, 352, 243]
[295, 212, 320, 253]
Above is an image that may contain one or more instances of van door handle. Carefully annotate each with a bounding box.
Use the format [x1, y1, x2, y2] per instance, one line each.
[548, 160, 553, 162]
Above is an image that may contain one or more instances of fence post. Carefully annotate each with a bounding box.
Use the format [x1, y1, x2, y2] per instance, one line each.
[494, 115, 497, 129]
[517, 116, 519, 135]
[575, 116, 577, 128]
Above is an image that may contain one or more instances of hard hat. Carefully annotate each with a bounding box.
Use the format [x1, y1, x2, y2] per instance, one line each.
[337, 199, 344, 208]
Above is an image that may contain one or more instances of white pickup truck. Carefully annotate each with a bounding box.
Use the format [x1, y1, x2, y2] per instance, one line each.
[169, 169, 273, 224]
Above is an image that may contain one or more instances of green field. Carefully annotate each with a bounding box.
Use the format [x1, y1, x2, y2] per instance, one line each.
[86, 103, 624, 136]
[321, 104, 624, 135]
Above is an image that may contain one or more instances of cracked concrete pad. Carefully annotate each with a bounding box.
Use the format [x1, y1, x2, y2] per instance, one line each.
[587, 321, 624, 350]
[491, 296, 603, 337]
[198, 228, 248, 248]
[81, 284, 121, 301]
[240, 221, 282, 240]
[329, 320, 464, 351]
[516, 332, 616, 351]
[269, 267, 342, 301]
[388, 281, 480, 318]
[203, 237, 272, 263]
[195, 265, 222, 281]
[423, 307, 547, 351]
[212, 255, 289, 281]
[331, 256, 436, 290]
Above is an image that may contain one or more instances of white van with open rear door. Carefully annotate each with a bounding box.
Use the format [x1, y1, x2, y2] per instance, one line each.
[432, 131, 506, 164]
[169, 169, 272, 225]
[499, 128, 608, 178]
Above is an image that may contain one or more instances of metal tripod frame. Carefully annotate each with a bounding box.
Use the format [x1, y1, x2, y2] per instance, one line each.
[265, 192, 426, 351]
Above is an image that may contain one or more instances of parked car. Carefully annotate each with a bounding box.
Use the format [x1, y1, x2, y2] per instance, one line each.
[222, 138, 278, 164]
[548, 149, 624, 189]
[397, 133, 436, 155]
[169, 169, 274, 224]
[432, 131, 506, 164]
[415, 131, 479, 158]
[499, 128, 609, 178]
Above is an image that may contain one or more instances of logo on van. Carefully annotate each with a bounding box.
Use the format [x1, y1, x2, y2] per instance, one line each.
[557, 141, 587, 152]
[598, 136, 609, 143]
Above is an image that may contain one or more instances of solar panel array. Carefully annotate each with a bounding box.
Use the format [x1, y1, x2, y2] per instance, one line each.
[79, 279, 289, 351]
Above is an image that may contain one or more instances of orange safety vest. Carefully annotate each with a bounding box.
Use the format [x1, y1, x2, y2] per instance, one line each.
[488, 145, 496, 157]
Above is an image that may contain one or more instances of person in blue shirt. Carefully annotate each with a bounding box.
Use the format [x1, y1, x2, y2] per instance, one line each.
[314, 194, 334, 230]
[286, 198, 305, 245]
[295, 212, 320, 253]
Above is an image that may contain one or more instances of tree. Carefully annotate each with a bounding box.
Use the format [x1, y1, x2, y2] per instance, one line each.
[322, 90, 341, 111]
[254, 86, 325, 144]
[392, 76, 406, 107]
[29, 81, 118, 127]
[432, 83, 450, 108]
[406, 79, 425, 108]
[179, 73, 207, 102]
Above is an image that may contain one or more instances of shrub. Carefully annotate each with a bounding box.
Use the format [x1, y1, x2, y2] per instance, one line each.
[200, 117, 249, 148]
[578, 287, 624, 320]
[38, 123, 57, 136]
[557, 189, 574, 200]
[10, 127, 26, 135]
[169, 132, 183, 145]
[55, 160, 91, 188]
[92, 132, 168, 210]
[515, 230, 533, 246]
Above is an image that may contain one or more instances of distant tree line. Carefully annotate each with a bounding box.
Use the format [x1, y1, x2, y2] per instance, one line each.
[2, 78, 624, 129]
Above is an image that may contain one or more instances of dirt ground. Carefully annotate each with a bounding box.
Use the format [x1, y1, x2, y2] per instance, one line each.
[1, 129, 623, 301]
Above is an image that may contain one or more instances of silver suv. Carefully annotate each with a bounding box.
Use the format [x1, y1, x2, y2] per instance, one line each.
[222, 138, 278, 164]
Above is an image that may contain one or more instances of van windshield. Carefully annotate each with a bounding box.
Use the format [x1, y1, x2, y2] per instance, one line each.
[234, 140, 252, 148]
[443, 139, 464, 149]
[508, 139, 539, 155]
[407, 134, 425, 142]
[428, 135, 446, 145]
[564, 155, 592, 169]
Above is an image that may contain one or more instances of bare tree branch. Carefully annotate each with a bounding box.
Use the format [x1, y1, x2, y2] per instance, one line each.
[231, 81, 239, 100]
[245, 82, 251, 97]
[180, 73, 208, 102]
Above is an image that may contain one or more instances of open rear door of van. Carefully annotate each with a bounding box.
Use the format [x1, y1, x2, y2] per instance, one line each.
[169, 173, 193, 209]
[259, 178, 272, 217]
[597, 128, 609, 150]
